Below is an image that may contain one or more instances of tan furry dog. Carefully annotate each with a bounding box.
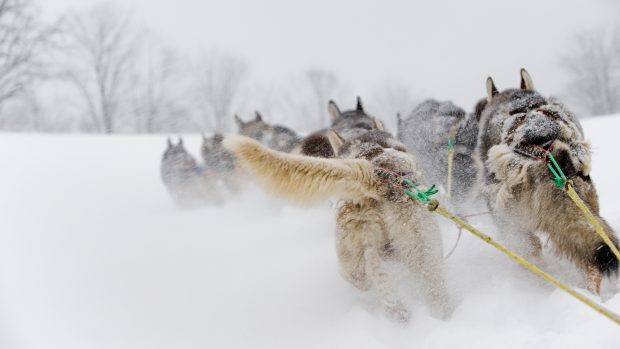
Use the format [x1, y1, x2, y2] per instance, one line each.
[224, 130, 451, 322]
[477, 69, 619, 294]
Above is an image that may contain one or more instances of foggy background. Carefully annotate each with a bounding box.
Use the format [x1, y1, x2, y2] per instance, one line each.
[1, 0, 619, 133]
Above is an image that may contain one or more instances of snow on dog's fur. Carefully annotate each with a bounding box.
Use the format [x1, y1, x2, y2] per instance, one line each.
[234, 111, 301, 153]
[476, 69, 619, 294]
[161, 137, 223, 207]
[298, 97, 385, 158]
[201, 133, 243, 195]
[225, 130, 452, 322]
[397, 99, 478, 209]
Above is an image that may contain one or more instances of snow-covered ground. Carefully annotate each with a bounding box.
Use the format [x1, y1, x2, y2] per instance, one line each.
[1, 116, 620, 349]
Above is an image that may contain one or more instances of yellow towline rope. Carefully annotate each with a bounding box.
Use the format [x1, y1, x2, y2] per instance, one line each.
[544, 150, 620, 261]
[445, 126, 458, 199]
[565, 182, 620, 261]
[426, 199, 620, 326]
[446, 145, 454, 199]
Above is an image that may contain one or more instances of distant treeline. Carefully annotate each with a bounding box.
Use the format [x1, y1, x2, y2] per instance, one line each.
[0, 0, 618, 134]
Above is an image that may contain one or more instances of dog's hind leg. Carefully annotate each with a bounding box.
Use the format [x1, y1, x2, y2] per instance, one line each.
[393, 220, 452, 320]
[363, 245, 409, 322]
[411, 250, 452, 320]
[335, 234, 370, 291]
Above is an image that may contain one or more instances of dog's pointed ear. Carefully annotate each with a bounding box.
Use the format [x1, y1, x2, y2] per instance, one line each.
[373, 117, 385, 131]
[255, 111, 263, 122]
[486, 77, 499, 102]
[356, 96, 364, 112]
[234, 114, 244, 128]
[520, 68, 535, 91]
[327, 129, 345, 155]
[167, 137, 173, 148]
[328, 100, 341, 122]
[178, 137, 184, 147]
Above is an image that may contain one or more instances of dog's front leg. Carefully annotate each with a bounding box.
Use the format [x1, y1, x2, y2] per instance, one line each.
[585, 264, 603, 295]
[363, 245, 409, 323]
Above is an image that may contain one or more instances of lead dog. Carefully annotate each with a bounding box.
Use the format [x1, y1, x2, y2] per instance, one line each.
[224, 128, 452, 322]
[476, 69, 619, 294]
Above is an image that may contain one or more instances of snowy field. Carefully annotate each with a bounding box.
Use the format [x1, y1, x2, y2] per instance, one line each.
[1, 116, 620, 349]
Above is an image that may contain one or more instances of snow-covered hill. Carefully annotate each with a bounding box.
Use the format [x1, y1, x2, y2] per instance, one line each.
[1, 116, 619, 349]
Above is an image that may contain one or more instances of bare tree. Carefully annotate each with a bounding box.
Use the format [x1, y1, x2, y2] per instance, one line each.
[306, 69, 340, 127]
[371, 79, 419, 132]
[60, 4, 138, 133]
[129, 36, 187, 133]
[277, 68, 346, 131]
[192, 50, 247, 132]
[561, 28, 620, 116]
[0, 0, 53, 108]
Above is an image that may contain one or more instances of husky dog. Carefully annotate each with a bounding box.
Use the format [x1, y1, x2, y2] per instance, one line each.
[161, 137, 222, 207]
[224, 129, 452, 322]
[201, 133, 236, 173]
[234, 112, 301, 152]
[476, 68, 618, 294]
[397, 100, 478, 206]
[329, 96, 383, 140]
[201, 133, 243, 194]
[300, 97, 385, 158]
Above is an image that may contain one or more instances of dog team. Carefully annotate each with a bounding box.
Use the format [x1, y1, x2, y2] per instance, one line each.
[161, 69, 619, 322]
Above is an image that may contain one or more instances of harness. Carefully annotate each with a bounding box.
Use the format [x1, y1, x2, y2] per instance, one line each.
[375, 167, 437, 204]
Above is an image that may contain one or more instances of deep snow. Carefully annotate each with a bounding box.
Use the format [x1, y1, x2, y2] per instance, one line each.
[1, 116, 620, 349]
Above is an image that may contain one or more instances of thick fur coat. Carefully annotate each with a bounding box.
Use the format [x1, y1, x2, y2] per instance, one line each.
[161, 138, 223, 207]
[234, 112, 301, 153]
[398, 99, 478, 208]
[476, 69, 619, 294]
[224, 130, 451, 322]
[299, 97, 385, 158]
[201, 133, 243, 194]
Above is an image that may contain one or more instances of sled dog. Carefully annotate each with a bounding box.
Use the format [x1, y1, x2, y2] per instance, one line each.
[224, 129, 452, 322]
[476, 69, 618, 294]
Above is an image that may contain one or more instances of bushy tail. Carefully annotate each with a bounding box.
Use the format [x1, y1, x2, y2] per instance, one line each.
[224, 135, 376, 204]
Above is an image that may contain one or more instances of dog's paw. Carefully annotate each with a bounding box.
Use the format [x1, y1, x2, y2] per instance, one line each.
[384, 302, 410, 323]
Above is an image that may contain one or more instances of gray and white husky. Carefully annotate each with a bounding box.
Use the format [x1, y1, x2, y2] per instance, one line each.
[300, 97, 385, 158]
[201, 133, 243, 194]
[397, 99, 478, 208]
[476, 68, 618, 294]
[161, 137, 222, 207]
[234, 112, 301, 152]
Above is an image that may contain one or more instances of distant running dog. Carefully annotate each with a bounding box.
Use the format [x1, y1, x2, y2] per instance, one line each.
[234, 112, 301, 152]
[476, 69, 619, 294]
[397, 99, 478, 207]
[224, 129, 452, 322]
[161, 137, 222, 207]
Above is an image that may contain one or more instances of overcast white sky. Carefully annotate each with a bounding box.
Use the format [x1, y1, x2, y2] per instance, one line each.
[39, 0, 619, 112]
